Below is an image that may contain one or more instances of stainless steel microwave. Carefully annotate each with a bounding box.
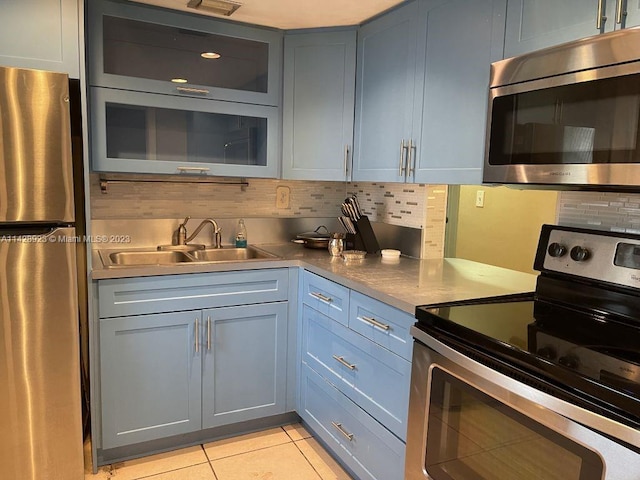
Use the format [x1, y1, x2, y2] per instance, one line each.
[484, 26, 640, 188]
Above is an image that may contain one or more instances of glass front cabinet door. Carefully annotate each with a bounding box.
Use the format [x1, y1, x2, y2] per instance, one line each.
[91, 87, 279, 177]
[88, 0, 282, 106]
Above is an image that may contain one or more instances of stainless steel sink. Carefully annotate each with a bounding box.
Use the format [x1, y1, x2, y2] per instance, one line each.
[102, 250, 193, 266]
[188, 247, 279, 262]
[99, 246, 280, 268]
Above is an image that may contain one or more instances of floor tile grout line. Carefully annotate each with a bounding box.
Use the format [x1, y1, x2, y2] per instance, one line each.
[129, 460, 211, 480]
[203, 439, 294, 463]
[206, 459, 220, 480]
[292, 438, 325, 480]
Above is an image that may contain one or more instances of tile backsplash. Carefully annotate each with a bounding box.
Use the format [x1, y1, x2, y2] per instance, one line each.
[89, 174, 447, 258]
[557, 191, 640, 233]
[90, 174, 344, 219]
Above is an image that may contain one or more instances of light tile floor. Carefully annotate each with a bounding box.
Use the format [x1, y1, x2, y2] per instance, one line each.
[84, 424, 353, 480]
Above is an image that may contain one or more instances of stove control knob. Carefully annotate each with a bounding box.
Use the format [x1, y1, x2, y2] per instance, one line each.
[547, 243, 567, 258]
[558, 355, 579, 369]
[536, 346, 557, 360]
[570, 246, 590, 262]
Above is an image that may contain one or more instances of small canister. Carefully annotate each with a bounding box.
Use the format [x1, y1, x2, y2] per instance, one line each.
[328, 233, 344, 256]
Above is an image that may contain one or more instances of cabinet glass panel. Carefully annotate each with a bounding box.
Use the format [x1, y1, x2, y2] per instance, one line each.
[105, 102, 267, 166]
[103, 15, 268, 93]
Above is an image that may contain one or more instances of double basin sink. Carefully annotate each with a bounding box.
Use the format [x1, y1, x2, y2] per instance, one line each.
[99, 245, 280, 268]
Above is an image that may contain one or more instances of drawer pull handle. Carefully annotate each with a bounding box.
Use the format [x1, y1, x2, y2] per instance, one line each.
[333, 355, 356, 370]
[310, 292, 333, 304]
[359, 315, 390, 331]
[176, 86, 210, 95]
[331, 422, 354, 441]
[177, 166, 210, 173]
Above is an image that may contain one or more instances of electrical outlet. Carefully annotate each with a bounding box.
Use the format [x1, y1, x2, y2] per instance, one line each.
[276, 186, 290, 209]
[475, 190, 485, 208]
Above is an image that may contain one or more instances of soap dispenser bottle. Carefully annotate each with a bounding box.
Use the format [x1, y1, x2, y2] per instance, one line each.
[235, 219, 247, 247]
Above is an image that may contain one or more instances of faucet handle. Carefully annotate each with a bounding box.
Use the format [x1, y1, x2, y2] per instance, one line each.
[177, 216, 191, 245]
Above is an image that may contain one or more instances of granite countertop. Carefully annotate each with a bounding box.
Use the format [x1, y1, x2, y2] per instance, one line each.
[91, 243, 537, 315]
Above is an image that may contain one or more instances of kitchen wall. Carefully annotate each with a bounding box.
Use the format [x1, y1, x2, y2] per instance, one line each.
[452, 186, 558, 274]
[90, 174, 447, 257]
[557, 191, 640, 233]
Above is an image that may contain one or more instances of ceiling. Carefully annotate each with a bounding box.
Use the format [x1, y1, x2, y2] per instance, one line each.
[128, 0, 406, 29]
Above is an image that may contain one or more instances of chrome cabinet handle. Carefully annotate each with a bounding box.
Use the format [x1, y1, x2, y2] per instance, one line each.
[207, 316, 211, 351]
[333, 355, 356, 370]
[310, 292, 333, 303]
[597, 0, 606, 30]
[359, 315, 390, 331]
[344, 144, 350, 178]
[195, 318, 199, 353]
[408, 139, 416, 176]
[616, 0, 625, 24]
[177, 166, 210, 173]
[176, 86, 210, 95]
[399, 139, 408, 176]
[331, 422, 354, 441]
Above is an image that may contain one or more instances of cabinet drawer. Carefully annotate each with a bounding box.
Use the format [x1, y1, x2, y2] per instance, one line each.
[302, 305, 410, 440]
[349, 291, 415, 361]
[299, 363, 405, 480]
[99, 269, 289, 318]
[302, 271, 349, 326]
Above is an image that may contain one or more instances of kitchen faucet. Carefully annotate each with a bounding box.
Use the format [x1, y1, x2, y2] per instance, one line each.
[176, 216, 222, 248]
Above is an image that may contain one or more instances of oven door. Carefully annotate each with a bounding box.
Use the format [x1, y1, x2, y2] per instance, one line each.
[483, 59, 640, 187]
[406, 328, 640, 480]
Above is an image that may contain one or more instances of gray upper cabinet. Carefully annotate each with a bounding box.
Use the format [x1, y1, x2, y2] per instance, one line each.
[87, 0, 282, 177]
[282, 30, 357, 181]
[353, 0, 506, 184]
[91, 87, 279, 177]
[353, 2, 420, 182]
[0, 0, 80, 78]
[504, 0, 640, 58]
[88, 0, 282, 106]
[413, 0, 506, 184]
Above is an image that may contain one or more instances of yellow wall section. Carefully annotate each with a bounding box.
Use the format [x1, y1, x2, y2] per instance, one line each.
[454, 186, 558, 274]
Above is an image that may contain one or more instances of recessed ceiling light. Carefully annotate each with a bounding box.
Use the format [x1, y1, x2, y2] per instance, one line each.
[171, 78, 188, 83]
[187, 0, 242, 17]
[201, 52, 221, 59]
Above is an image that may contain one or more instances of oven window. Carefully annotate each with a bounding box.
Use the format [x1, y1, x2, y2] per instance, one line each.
[488, 73, 640, 166]
[425, 367, 603, 480]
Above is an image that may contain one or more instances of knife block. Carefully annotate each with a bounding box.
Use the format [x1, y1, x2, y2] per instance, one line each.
[345, 216, 379, 254]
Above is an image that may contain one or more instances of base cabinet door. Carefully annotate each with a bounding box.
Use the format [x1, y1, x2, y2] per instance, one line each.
[202, 303, 288, 428]
[100, 312, 202, 449]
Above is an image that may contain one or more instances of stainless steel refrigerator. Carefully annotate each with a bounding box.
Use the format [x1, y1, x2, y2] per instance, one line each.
[0, 66, 84, 479]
